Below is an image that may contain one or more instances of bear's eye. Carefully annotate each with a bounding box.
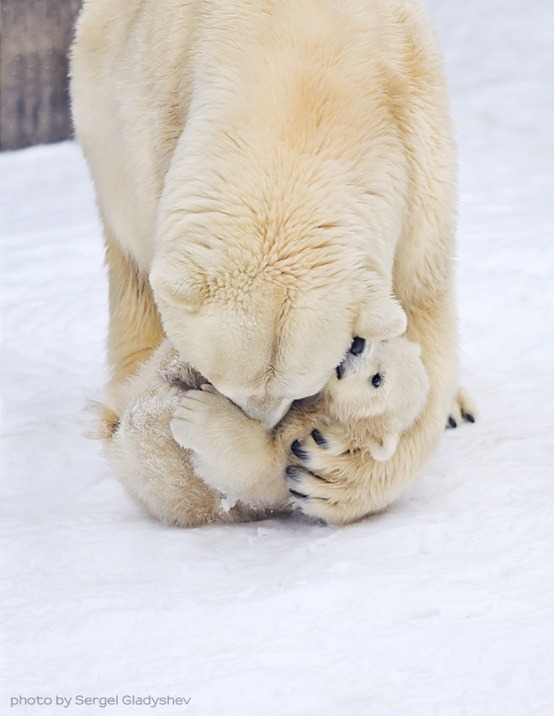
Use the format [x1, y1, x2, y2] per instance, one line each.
[370, 373, 382, 388]
[349, 336, 366, 356]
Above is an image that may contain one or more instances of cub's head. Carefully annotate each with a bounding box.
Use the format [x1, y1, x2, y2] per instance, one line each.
[150, 248, 407, 428]
[323, 336, 430, 429]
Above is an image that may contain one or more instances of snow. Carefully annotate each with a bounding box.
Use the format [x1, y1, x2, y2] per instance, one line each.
[1, 0, 553, 714]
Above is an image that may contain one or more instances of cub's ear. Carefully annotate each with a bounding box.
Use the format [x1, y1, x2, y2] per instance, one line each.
[149, 259, 204, 312]
[369, 433, 399, 462]
[356, 288, 407, 340]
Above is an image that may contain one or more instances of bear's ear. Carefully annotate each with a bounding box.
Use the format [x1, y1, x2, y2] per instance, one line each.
[355, 286, 407, 340]
[149, 259, 204, 312]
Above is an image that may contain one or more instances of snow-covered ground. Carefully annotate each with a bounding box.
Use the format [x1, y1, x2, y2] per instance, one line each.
[1, 1, 553, 714]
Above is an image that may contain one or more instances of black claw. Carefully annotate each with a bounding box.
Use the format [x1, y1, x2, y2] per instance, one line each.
[285, 465, 299, 480]
[462, 412, 475, 424]
[291, 440, 309, 460]
[447, 416, 457, 429]
[311, 428, 327, 446]
[289, 489, 308, 500]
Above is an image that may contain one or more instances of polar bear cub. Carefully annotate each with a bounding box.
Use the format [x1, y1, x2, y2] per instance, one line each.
[317, 336, 430, 462]
[98, 329, 429, 526]
[167, 332, 430, 511]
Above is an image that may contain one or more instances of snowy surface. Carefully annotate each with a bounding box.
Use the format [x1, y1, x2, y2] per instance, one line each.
[1, 1, 553, 714]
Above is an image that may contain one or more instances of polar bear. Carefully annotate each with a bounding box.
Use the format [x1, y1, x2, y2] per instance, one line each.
[71, 0, 472, 523]
[99, 334, 429, 526]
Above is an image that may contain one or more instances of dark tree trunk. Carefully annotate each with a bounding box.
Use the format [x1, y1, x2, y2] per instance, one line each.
[0, 0, 82, 151]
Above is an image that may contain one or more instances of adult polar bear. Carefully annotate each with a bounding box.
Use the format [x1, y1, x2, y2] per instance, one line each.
[71, 0, 463, 524]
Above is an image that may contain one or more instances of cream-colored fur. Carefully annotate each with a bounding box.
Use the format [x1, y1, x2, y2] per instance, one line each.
[321, 337, 430, 461]
[97, 342, 276, 527]
[102, 334, 428, 525]
[170, 335, 431, 514]
[72, 0, 465, 524]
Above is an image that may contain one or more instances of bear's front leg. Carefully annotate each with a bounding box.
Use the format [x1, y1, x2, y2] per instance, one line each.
[170, 386, 290, 509]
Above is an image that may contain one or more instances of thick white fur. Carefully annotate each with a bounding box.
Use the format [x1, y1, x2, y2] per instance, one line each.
[72, 0, 462, 524]
[101, 335, 428, 525]
[169, 335, 430, 507]
[321, 337, 430, 461]
[97, 343, 274, 527]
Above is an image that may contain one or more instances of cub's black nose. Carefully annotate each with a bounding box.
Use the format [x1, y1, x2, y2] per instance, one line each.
[349, 336, 366, 356]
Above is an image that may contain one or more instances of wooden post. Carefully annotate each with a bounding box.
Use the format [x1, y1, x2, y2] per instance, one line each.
[0, 0, 82, 151]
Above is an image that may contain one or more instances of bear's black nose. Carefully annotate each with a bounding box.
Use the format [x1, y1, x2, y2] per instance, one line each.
[349, 336, 366, 356]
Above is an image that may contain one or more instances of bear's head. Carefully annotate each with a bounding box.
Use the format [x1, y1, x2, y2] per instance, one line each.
[150, 241, 406, 428]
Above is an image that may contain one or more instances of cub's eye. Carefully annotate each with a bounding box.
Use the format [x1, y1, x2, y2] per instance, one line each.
[349, 336, 366, 356]
[370, 373, 382, 388]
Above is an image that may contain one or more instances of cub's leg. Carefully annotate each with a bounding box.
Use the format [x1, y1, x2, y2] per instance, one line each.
[170, 386, 291, 509]
[104, 225, 164, 400]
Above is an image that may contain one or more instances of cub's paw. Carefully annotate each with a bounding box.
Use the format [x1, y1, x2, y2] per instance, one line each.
[285, 428, 358, 523]
[446, 387, 477, 429]
[290, 427, 349, 469]
[170, 384, 244, 455]
[170, 385, 276, 503]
